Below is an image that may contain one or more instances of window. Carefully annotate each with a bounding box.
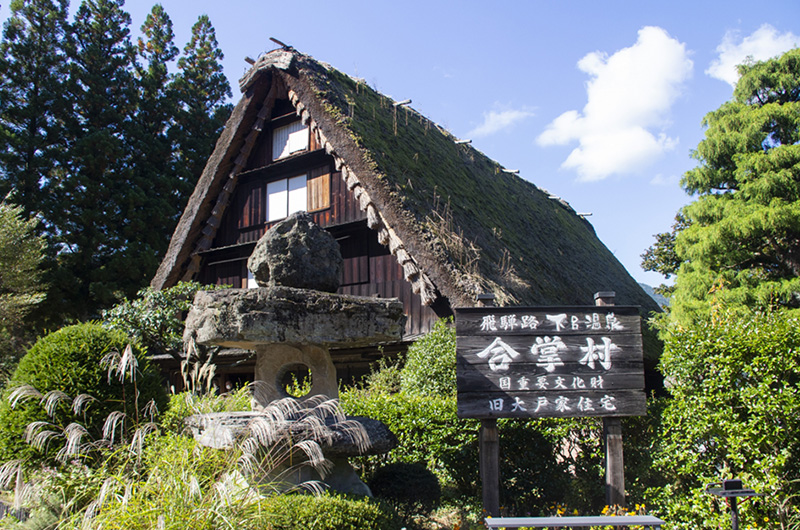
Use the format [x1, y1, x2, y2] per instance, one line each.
[267, 174, 308, 222]
[272, 121, 309, 160]
[246, 269, 259, 289]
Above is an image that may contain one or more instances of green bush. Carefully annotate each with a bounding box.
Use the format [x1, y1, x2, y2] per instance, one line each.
[102, 281, 224, 357]
[340, 388, 571, 514]
[650, 308, 800, 529]
[400, 318, 456, 396]
[340, 389, 473, 482]
[369, 462, 441, 522]
[0, 323, 167, 463]
[257, 493, 400, 530]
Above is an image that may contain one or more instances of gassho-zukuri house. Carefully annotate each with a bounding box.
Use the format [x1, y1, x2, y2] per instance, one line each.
[151, 45, 662, 389]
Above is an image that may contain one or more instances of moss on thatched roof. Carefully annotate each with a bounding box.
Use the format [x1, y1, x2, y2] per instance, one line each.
[283, 53, 656, 313]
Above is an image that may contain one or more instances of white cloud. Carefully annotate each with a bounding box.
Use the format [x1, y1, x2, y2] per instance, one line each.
[468, 108, 534, 138]
[536, 26, 693, 181]
[707, 24, 800, 86]
[650, 173, 681, 186]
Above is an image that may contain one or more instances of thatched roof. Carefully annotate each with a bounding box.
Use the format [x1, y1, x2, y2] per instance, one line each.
[152, 47, 660, 320]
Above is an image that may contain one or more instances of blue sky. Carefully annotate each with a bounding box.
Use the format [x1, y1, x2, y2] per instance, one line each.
[3, 0, 800, 288]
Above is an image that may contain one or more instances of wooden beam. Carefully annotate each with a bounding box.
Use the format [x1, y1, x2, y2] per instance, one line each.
[477, 293, 500, 517]
[270, 37, 290, 49]
[480, 419, 500, 516]
[596, 291, 626, 508]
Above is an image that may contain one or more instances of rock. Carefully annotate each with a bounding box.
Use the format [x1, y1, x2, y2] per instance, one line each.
[186, 411, 398, 456]
[247, 212, 343, 293]
[184, 285, 406, 349]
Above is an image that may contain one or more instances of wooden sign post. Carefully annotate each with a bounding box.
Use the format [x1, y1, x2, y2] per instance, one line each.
[596, 291, 626, 508]
[455, 297, 646, 514]
[476, 294, 499, 517]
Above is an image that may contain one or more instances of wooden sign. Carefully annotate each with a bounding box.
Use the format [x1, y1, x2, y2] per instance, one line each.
[455, 306, 646, 419]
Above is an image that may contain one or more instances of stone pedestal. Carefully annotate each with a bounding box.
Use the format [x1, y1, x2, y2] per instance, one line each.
[253, 344, 338, 406]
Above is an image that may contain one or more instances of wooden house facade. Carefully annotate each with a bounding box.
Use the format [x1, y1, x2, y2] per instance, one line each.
[152, 47, 660, 386]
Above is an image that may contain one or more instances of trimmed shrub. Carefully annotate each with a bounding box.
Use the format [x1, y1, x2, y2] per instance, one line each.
[0, 323, 167, 463]
[369, 462, 441, 519]
[257, 493, 400, 530]
[400, 317, 456, 396]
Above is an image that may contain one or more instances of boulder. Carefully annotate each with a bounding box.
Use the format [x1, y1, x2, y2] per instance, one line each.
[247, 212, 343, 293]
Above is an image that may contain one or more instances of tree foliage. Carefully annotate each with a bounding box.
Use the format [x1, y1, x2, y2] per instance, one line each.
[644, 48, 800, 324]
[0, 0, 69, 220]
[0, 1, 233, 324]
[651, 308, 800, 529]
[173, 14, 232, 194]
[0, 201, 47, 377]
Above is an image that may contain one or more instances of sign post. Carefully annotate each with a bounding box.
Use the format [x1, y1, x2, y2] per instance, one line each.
[476, 294, 500, 518]
[455, 299, 647, 513]
[596, 292, 626, 508]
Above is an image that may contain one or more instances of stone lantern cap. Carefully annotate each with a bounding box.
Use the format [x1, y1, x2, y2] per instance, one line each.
[184, 285, 406, 349]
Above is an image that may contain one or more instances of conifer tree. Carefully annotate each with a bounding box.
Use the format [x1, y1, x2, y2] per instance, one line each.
[644, 48, 800, 325]
[128, 4, 180, 266]
[0, 201, 46, 378]
[173, 14, 232, 195]
[0, 0, 69, 221]
[51, 0, 139, 318]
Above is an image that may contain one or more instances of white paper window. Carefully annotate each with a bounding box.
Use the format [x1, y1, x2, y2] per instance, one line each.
[267, 175, 307, 222]
[272, 121, 309, 160]
[246, 269, 258, 289]
[288, 175, 307, 215]
[267, 179, 288, 221]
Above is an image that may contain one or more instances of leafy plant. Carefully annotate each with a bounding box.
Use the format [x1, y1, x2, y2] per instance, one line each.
[400, 318, 456, 396]
[102, 281, 224, 359]
[650, 308, 800, 529]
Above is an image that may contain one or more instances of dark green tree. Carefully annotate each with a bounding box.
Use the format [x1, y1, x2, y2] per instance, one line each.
[0, 0, 69, 220]
[50, 0, 139, 319]
[0, 201, 47, 378]
[173, 14, 232, 196]
[127, 4, 181, 273]
[644, 48, 800, 325]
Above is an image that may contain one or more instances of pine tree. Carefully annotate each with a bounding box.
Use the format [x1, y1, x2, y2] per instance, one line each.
[644, 48, 800, 325]
[0, 0, 69, 221]
[173, 14, 232, 196]
[51, 0, 139, 319]
[128, 4, 180, 268]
